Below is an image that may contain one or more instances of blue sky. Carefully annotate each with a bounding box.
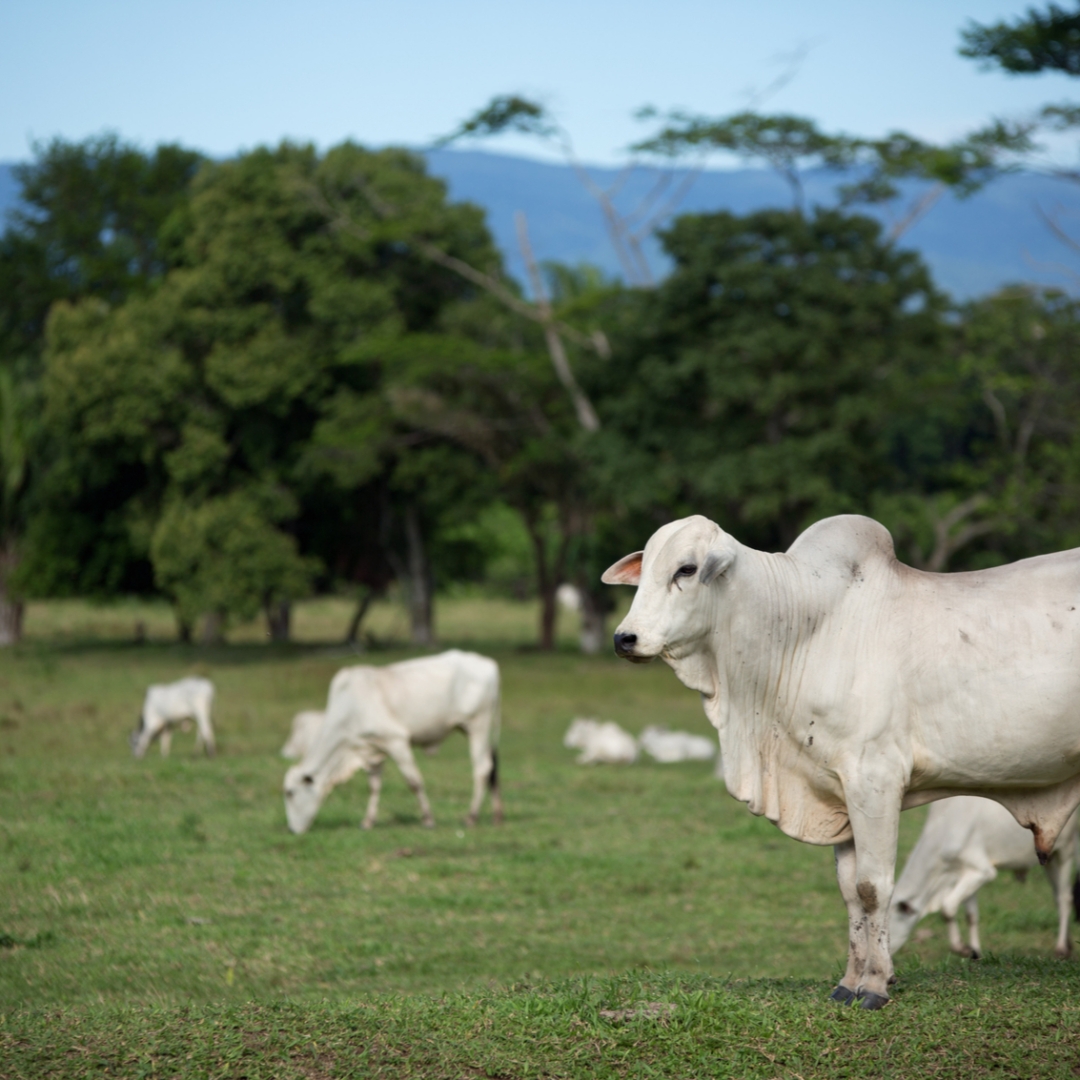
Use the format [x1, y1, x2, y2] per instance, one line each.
[2, 1, 1078, 165]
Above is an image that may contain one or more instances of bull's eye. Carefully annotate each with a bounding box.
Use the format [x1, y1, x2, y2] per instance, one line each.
[897, 900, 915, 916]
[302, 775, 314, 785]
[675, 564, 697, 578]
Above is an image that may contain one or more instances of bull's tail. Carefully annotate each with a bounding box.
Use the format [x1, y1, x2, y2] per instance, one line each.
[488, 748, 499, 791]
[1073, 871, 1080, 923]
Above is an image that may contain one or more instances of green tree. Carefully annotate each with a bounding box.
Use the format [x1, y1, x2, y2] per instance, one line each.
[885, 287, 1080, 570]
[589, 207, 945, 553]
[42, 141, 500, 641]
[0, 134, 202, 641]
[961, 3, 1080, 74]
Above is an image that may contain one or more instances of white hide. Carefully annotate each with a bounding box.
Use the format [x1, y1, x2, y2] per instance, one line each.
[280, 710, 325, 760]
[563, 718, 638, 765]
[638, 725, 716, 764]
[131, 677, 215, 759]
[891, 796, 1079, 959]
[283, 650, 502, 834]
[605, 513, 1080, 1008]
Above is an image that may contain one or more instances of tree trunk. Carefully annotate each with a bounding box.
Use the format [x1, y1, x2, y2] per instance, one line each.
[176, 613, 192, 644]
[525, 513, 570, 652]
[344, 589, 376, 646]
[200, 611, 225, 645]
[0, 540, 23, 647]
[265, 599, 291, 642]
[404, 505, 434, 646]
[577, 583, 606, 656]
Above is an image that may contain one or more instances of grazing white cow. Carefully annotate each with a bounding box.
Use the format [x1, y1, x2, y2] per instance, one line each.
[130, 677, 215, 759]
[604, 513, 1080, 1009]
[280, 710, 325, 760]
[283, 650, 501, 834]
[563, 718, 638, 765]
[638, 725, 716, 764]
[891, 797, 1079, 960]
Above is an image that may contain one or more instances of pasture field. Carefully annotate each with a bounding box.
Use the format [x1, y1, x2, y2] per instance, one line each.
[2, 596, 1080, 1077]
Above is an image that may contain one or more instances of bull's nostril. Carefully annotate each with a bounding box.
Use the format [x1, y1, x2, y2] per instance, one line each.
[613, 632, 638, 656]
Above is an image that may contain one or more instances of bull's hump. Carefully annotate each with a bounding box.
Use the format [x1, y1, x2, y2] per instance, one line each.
[786, 515, 898, 577]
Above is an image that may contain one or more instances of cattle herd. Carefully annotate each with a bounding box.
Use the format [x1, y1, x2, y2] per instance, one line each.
[125, 512, 1080, 1010]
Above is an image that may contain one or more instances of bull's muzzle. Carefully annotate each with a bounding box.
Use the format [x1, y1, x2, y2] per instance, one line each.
[613, 631, 638, 658]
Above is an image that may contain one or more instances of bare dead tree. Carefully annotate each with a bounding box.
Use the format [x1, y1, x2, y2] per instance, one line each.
[307, 177, 606, 436]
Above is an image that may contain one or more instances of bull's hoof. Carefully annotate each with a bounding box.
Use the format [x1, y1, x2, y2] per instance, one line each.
[421, 817, 435, 829]
[360, 819, 374, 831]
[829, 985, 857, 1005]
[968, 948, 982, 961]
[464, 814, 477, 828]
[1054, 945, 1071, 960]
[857, 991, 889, 1011]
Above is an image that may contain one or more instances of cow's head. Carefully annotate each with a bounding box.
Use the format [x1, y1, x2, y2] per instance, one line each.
[887, 895, 922, 954]
[283, 742, 378, 834]
[283, 763, 324, 834]
[603, 515, 738, 664]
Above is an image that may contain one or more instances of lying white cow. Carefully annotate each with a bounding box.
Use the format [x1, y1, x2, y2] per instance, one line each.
[283, 650, 502, 834]
[605, 514, 1080, 1009]
[130, 677, 215, 759]
[280, 710, 325, 760]
[563, 718, 638, 765]
[639, 725, 716, 764]
[891, 796, 1079, 960]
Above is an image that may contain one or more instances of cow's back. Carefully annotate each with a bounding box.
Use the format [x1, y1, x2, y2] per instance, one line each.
[374, 651, 498, 742]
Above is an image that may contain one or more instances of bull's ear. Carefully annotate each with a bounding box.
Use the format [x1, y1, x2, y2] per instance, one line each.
[602, 551, 643, 586]
[700, 549, 735, 585]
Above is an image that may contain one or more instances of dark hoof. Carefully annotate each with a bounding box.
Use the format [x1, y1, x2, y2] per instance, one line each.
[857, 991, 889, 1011]
[969, 949, 981, 961]
[829, 985, 857, 1005]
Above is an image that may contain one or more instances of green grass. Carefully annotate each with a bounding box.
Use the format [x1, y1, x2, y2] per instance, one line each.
[2, 596, 1079, 1077]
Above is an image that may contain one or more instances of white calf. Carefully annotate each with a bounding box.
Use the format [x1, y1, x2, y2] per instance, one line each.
[563, 718, 638, 765]
[638, 725, 716, 764]
[283, 650, 502, 834]
[130, 677, 215, 759]
[891, 796, 1079, 959]
[281, 710, 325, 760]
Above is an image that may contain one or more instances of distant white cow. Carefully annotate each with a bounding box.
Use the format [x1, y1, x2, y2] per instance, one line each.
[638, 725, 716, 764]
[130, 677, 215, 759]
[891, 796, 1079, 960]
[281, 710, 325, 760]
[283, 650, 502, 834]
[556, 583, 582, 612]
[563, 718, 638, 765]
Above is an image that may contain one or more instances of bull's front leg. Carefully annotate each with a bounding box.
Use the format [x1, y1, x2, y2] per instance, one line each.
[361, 763, 383, 830]
[831, 789, 902, 1010]
[831, 839, 864, 1005]
[386, 739, 435, 828]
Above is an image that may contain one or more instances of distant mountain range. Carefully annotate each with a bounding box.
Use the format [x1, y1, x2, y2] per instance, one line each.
[4, 148, 1080, 301]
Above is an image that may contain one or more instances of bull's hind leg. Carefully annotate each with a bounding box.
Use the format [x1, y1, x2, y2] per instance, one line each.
[464, 724, 500, 826]
[194, 703, 216, 758]
[386, 739, 435, 827]
[1044, 846, 1074, 958]
[159, 728, 172, 758]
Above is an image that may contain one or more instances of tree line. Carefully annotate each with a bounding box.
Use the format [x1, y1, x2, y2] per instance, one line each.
[2, 3, 1080, 650]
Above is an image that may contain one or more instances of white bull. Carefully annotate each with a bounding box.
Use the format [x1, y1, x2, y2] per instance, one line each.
[283, 650, 502, 834]
[638, 725, 716, 764]
[130, 677, 215, 759]
[563, 718, 638, 764]
[891, 796, 1079, 960]
[281, 710, 325, 760]
[604, 514, 1080, 1009]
